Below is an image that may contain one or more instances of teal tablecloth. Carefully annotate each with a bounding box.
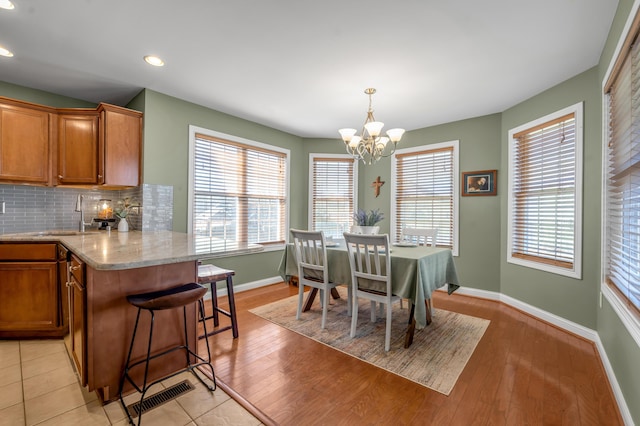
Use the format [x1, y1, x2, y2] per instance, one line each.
[278, 243, 460, 328]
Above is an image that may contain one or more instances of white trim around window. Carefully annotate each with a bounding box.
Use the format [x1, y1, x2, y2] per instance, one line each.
[391, 140, 460, 256]
[600, 0, 640, 348]
[507, 102, 583, 279]
[308, 153, 358, 240]
[188, 125, 290, 252]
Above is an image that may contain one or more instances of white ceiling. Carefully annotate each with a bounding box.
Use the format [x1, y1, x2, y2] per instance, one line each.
[0, 0, 618, 139]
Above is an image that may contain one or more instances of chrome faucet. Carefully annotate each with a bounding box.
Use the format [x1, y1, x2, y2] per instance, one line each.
[74, 194, 92, 232]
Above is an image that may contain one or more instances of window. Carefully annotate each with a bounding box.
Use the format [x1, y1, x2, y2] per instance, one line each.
[188, 126, 289, 251]
[391, 141, 459, 255]
[507, 103, 583, 279]
[309, 154, 357, 239]
[603, 6, 640, 318]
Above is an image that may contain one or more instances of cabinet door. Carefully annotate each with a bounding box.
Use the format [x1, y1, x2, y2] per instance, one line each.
[0, 262, 58, 330]
[57, 113, 99, 185]
[68, 254, 86, 385]
[99, 105, 142, 187]
[69, 273, 86, 385]
[0, 102, 51, 184]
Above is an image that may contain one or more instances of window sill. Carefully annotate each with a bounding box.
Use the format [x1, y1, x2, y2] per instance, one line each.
[601, 283, 640, 348]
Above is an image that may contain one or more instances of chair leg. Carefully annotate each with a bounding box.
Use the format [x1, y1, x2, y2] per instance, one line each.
[370, 301, 377, 322]
[296, 283, 304, 320]
[346, 286, 352, 317]
[350, 294, 358, 338]
[321, 286, 330, 329]
[385, 301, 392, 351]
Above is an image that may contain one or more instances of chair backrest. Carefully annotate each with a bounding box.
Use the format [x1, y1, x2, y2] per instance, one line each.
[290, 229, 328, 283]
[343, 232, 391, 295]
[401, 228, 438, 247]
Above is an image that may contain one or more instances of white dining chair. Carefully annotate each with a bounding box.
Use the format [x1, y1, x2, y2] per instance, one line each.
[343, 232, 400, 351]
[401, 228, 438, 247]
[290, 229, 348, 329]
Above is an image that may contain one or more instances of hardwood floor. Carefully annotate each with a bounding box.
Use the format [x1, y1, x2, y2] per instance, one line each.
[198, 283, 623, 425]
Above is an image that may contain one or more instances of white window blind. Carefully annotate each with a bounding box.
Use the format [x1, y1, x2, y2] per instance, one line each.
[507, 104, 582, 278]
[310, 156, 356, 239]
[605, 29, 640, 313]
[191, 132, 287, 248]
[394, 146, 455, 249]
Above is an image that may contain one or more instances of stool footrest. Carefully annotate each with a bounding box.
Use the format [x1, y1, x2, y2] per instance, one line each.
[199, 325, 233, 339]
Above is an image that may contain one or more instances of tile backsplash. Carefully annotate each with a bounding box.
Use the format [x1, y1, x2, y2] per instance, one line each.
[0, 183, 173, 235]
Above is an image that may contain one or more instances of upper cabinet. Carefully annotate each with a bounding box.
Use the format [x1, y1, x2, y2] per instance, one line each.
[0, 99, 53, 185]
[98, 104, 142, 187]
[57, 110, 100, 185]
[0, 96, 142, 188]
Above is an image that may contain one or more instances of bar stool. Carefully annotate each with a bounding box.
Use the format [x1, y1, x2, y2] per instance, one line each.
[118, 282, 216, 425]
[198, 264, 239, 339]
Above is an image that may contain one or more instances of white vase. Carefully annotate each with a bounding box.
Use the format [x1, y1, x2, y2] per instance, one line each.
[118, 218, 129, 232]
[350, 225, 379, 235]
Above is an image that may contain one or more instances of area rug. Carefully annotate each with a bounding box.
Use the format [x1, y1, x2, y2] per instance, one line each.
[249, 287, 490, 395]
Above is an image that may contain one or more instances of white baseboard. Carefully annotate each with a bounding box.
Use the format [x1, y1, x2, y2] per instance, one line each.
[203, 276, 283, 300]
[438, 286, 632, 425]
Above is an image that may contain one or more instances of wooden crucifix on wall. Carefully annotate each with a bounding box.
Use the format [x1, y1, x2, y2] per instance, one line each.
[372, 176, 385, 198]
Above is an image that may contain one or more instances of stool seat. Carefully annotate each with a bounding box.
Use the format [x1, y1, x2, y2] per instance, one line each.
[127, 283, 207, 311]
[198, 264, 235, 282]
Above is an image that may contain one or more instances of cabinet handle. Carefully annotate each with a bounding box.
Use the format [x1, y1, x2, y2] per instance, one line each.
[66, 281, 72, 288]
[70, 265, 81, 271]
[98, 174, 102, 178]
[58, 175, 63, 179]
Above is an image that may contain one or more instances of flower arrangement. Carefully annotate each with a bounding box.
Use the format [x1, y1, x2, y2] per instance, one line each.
[353, 208, 384, 226]
[115, 198, 134, 219]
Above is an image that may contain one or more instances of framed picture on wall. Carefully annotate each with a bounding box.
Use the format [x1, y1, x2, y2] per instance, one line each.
[461, 170, 497, 196]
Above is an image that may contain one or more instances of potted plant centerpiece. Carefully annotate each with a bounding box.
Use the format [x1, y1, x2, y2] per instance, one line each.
[351, 208, 384, 234]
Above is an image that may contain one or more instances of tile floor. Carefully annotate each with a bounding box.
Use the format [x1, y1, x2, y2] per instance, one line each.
[0, 339, 262, 426]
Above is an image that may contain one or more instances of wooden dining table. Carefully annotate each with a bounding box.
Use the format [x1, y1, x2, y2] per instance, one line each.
[277, 241, 460, 346]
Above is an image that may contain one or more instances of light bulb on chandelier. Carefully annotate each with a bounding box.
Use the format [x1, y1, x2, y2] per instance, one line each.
[338, 88, 405, 165]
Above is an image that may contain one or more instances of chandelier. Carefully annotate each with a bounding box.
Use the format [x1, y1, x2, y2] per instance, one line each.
[338, 88, 405, 165]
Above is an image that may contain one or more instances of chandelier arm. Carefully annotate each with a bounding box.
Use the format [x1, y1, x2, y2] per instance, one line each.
[378, 142, 398, 158]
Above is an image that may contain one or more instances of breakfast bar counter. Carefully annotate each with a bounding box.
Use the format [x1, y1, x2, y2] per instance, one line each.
[0, 230, 263, 270]
[0, 230, 262, 403]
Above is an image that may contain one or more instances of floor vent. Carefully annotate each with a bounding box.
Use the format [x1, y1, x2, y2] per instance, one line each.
[127, 379, 195, 418]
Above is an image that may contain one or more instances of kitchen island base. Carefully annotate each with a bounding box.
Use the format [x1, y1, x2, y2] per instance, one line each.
[85, 260, 200, 403]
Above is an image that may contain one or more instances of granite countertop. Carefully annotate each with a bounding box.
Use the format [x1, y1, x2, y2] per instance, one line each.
[0, 230, 264, 270]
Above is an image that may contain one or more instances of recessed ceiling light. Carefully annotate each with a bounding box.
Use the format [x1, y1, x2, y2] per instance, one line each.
[0, 46, 14, 57]
[0, 0, 14, 10]
[144, 55, 164, 67]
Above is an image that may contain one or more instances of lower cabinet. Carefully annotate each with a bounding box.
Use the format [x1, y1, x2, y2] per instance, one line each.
[0, 243, 61, 336]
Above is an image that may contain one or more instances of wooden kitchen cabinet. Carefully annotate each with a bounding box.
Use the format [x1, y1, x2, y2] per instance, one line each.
[0, 96, 142, 188]
[0, 99, 53, 185]
[56, 111, 100, 185]
[98, 103, 142, 187]
[0, 243, 60, 337]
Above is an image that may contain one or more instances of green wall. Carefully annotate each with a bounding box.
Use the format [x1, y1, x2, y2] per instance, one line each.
[500, 68, 601, 329]
[302, 114, 502, 292]
[139, 89, 306, 285]
[0, 81, 95, 108]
